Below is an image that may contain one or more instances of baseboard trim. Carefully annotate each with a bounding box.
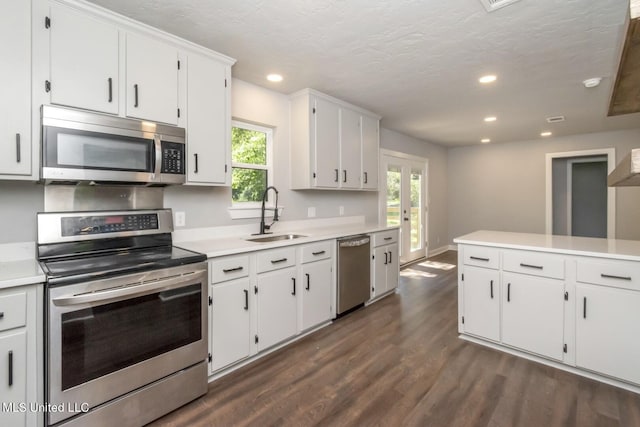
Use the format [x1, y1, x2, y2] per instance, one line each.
[428, 245, 457, 257]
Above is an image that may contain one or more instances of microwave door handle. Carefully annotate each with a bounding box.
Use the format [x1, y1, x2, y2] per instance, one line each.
[153, 135, 162, 177]
[52, 269, 207, 307]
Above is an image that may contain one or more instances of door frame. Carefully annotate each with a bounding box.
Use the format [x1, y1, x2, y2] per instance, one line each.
[545, 148, 616, 238]
[379, 149, 429, 264]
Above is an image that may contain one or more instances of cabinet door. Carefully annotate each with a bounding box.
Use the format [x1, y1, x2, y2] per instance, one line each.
[301, 259, 332, 331]
[210, 279, 251, 373]
[186, 53, 229, 184]
[576, 284, 640, 385]
[361, 115, 379, 190]
[339, 108, 361, 189]
[502, 273, 564, 360]
[126, 33, 178, 125]
[372, 246, 388, 298]
[0, 330, 27, 426]
[313, 97, 340, 188]
[386, 243, 399, 292]
[461, 266, 500, 341]
[257, 267, 298, 350]
[50, 3, 119, 114]
[0, 0, 31, 175]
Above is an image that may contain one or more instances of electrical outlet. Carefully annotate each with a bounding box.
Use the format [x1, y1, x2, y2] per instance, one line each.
[308, 207, 316, 218]
[174, 211, 186, 227]
[339, 206, 344, 216]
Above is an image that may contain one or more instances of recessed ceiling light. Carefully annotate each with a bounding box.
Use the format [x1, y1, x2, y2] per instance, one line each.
[479, 75, 497, 84]
[484, 116, 497, 122]
[266, 74, 283, 82]
[541, 131, 552, 137]
[481, 138, 491, 143]
[582, 77, 601, 88]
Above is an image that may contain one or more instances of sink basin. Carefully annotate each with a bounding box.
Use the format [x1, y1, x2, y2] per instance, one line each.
[245, 233, 307, 243]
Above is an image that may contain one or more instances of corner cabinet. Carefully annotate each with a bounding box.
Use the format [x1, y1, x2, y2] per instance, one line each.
[290, 89, 380, 191]
[457, 236, 640, 392]
[0, 0, 32, 178]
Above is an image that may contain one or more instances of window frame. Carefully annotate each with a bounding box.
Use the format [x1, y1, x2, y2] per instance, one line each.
[230, 120, 274, 208]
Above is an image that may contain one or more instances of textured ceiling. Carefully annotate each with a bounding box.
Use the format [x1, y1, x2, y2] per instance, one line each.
[88, 0, 640, 146]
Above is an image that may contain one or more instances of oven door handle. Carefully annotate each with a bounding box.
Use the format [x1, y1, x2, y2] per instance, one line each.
[52, 270, 207, 307]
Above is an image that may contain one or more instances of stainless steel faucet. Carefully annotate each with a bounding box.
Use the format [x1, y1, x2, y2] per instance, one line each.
[256, 186, 279, 235]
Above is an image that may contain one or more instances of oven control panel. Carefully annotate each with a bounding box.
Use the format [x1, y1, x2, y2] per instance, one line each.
[61, 213, 159, 236]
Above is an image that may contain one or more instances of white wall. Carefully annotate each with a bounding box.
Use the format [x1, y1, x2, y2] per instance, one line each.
[379, 128, 449, 251]
[163, 79, 379, 232]
[0, 182, 43, 244]
[447, 128, 640, 242]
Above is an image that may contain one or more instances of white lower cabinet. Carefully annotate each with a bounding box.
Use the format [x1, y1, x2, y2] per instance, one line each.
[370, 230, 399, 300]
[461, 265, 500, 342]
[0, 330, 27, 426]
[209, 278, 251, 373]
[300, 259, 332, 331]
[256, 267, 298, 351]
[575, 283, 640, 385]
[501, 272, 565, 360]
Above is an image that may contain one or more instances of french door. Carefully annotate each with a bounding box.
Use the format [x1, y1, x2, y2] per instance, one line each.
[380, 152, 427, 264]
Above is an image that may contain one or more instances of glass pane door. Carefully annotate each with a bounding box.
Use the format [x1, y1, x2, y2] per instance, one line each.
[386, 165, 401, 227]
[410, 168, 423, 252]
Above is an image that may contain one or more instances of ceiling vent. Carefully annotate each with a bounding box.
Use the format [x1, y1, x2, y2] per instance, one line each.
[546, 115, 565, 123]
[478, 0, 523, 12]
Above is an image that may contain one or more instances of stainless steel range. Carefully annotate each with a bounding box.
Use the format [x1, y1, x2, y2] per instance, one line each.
[37, 209, 208, 427]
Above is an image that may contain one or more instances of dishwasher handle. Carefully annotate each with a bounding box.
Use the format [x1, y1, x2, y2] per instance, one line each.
[338, 235, 370, 248]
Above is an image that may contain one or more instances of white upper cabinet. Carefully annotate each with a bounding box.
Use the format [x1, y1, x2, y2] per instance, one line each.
[361, 115, 379, 190]
[125, 32, 179, 125]
[290, 89, 380, 191]
[0, 0, 31, 176]
[49, 2, 119, 115]
[186, 53, 230, 185]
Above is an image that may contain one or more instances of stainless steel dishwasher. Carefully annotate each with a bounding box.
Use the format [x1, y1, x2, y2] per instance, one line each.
[337, 235, 371, 315]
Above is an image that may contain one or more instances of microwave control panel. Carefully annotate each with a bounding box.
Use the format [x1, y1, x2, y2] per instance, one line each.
[61, 213, 159, 236]
[161, 142, 184, 174]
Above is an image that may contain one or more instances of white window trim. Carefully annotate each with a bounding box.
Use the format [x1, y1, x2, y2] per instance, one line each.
[228, 120, 278, 219]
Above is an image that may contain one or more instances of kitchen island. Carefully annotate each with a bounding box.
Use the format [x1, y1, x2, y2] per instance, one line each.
[454, 230, 640, 394]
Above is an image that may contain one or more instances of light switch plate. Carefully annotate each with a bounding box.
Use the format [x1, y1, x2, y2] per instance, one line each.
[308, 207, 316, 217]
[174, 211, 186, 227]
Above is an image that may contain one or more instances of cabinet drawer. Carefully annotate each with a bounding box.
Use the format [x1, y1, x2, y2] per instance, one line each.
[301, 240, 332, 264]
[577, 258, 640, 291]
[211, 255, 250, 284]
[503, 250, 564, 279]
[0, 291, 27, 332]
[256, 247, 296, 273]
[462, 246, 499, 270]
[372, 229, 398, 247]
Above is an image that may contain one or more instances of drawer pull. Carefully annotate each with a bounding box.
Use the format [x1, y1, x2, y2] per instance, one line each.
[600, 273, 631, 281]
[8, 350, 13, 387]
[271, 258, 288, 264]
[384, 237, 393, 241]
[243, 289, 249, 310]
[490, 280, 494, 299]
[520, 263, 543, 270]
[222, 266, 244, 273]
[312, 250, 326, 256]
[470, 256, 490, 262]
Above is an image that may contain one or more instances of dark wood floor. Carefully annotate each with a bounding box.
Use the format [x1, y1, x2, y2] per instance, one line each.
[150, 251, 640, 427]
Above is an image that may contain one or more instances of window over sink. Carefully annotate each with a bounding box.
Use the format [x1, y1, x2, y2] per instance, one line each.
[231, 121, 273, 205]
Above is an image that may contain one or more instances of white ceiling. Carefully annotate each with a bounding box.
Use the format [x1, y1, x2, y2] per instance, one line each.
[88, 0, 640, 146]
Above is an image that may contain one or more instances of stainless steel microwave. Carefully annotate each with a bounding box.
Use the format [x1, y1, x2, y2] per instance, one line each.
[41, 105, 186, 185]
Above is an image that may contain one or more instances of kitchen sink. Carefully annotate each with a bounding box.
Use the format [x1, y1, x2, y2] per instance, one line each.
[245, 233, 307, 243]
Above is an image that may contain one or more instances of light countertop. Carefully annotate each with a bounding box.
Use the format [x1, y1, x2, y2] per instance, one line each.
[0, 242, 45, 289]
[454, 230, 640, 262]
[176, 223, 396, 259]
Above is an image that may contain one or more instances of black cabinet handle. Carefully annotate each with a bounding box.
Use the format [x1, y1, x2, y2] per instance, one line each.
[271, 258, 287, 264]
[134, 84, 139, 107]
[384, 252, 388, 265]
[108, 77, 113, 102]
[583, 297, 587, 319]
[520, 263, 543, 270]
[194, 153, 199, 173]
[243, 289, 248, 310]
[343, 170, 347, 183]
[490, 280, 494, 299]
[334, 169, 339, 182]
[15, 134, 21, 163]
[470, 256, 489, 262]
[507, 283, 511, 302]
[291, 277, 296, 296]
[384, 237, 393, 241]
[601, 273, 632, 281]
[388, 251, 392, 264]
[8, 350, 13, 387]
[312, 250, 326, 256]
[0, 312, 4, 319]
[364, 171, 368, 184]
[222, 266, 243, 273]
[305, 273, 310, 290]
